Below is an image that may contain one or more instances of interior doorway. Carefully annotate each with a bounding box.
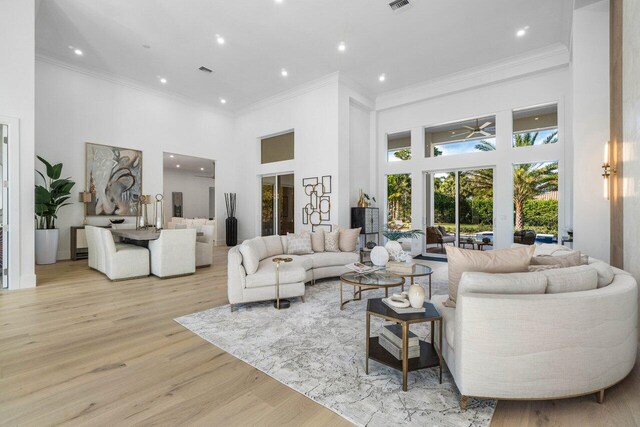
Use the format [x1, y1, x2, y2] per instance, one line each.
[261, 173, 294, 236]
[163, 153, 215, 221]
[424, 167, 495, 258]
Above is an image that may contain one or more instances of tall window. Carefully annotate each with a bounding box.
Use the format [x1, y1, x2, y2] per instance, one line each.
[513, 162, 558, 242]
[387, 131, 411, 162]
[261, 131, 294, 164]
[513, 104, 558, 148]
[424, 115, 496, 157]
[387, 174, 412, 230]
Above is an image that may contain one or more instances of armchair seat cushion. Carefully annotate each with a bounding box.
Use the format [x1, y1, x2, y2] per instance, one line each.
[440, 235, 456, 244]
[245, 258, 306, 288]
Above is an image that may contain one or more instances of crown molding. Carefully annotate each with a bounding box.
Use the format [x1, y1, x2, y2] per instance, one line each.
[35, 53, 234, 118]
[375, 43, 571, 111]
[236, 72, 340, 116]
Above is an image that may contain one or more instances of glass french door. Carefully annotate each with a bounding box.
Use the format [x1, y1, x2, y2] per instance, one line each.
[1, 124, 8, 288]
[425, 167, 494, 257]
[261, 173, 294, 236]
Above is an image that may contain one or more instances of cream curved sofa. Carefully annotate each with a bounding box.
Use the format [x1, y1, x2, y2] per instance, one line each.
[227, 235, 358, 310]
[432, 260, 638, 407]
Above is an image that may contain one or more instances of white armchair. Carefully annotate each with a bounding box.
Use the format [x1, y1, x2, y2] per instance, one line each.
[196, 225, 215, 267]
[149, 229, 197, 278]
[97, 228, 150, 280]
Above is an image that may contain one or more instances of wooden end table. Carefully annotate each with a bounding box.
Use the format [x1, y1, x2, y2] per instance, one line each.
[365, 298, 442, 391]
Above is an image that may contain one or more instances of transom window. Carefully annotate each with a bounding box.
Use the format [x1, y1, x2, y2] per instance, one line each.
[424, 115, 496, 157]
[512, 104, 558, 148]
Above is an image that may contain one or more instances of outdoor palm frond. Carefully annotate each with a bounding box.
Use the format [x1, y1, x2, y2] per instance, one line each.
[383, 229, 424, 241]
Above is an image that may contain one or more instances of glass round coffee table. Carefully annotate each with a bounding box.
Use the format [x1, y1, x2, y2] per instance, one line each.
[339, 272, 405, 310]
[376, 264, 434, 298]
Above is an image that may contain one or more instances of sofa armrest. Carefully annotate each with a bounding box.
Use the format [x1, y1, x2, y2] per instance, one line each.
[227, 246, 247, 304]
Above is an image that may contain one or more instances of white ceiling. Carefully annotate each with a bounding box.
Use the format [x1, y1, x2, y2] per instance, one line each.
[163, 152, 215, 177]
[35, 0, 573, 111]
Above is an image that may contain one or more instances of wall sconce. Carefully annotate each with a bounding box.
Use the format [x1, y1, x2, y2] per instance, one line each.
[602, 141, 613, 200]
[79, 191, 92, 225]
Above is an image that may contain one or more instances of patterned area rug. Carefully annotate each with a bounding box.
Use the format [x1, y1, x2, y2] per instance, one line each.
[175, 266, 495, 426]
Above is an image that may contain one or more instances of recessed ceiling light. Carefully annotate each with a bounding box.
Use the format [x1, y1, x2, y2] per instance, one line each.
[200, 167, 205, 171]
[176, 164, 180, 168]
[216, 35, 225, 45]
[275, 0, 283, 3]
[281, 68, 288, 77]
[159, 77, 167, 84]
[378, 73, 386, 82]
[169, 154, 174, 158]
[338, 41, 346, 52]
[516, 26, 530, 37]
[74, 49, 83, 56]
[534, 117, 539, 121]
[219, 98, 227, 104]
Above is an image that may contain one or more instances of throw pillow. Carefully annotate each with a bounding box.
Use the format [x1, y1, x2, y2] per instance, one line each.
[339, 227, 361, 252]
[262, 235, 284, 257]
[325, 230, 340, 252]
[310, 230, 325, 252]
[530, 251, 582, 268]
[286, 233, 313, 255]
[238, 238, 267, 275]
[459, 271, 547, 295]
[542, 265, 598, 294]
[528, 264, 561, 272]
[588, 260, 615, 288]
[445, 245, 535, 307]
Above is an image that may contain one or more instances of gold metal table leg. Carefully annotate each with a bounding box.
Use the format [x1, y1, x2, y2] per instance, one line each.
[402, 322, 409, 391]
[276, 263, 280, 309]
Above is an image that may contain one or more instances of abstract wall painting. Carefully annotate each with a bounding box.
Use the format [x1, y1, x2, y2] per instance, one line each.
[86, 143, 142, 216]
[302, 175, 331, 231]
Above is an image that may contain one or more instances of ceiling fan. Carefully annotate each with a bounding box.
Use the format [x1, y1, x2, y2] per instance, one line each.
[463, 119, 493, 139]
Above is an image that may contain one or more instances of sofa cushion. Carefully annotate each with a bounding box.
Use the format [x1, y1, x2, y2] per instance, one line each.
[339, 228, 361, 252]
[445, 245, 535, 307]
[310, 231, 325, 252]
[245, 258, 306, 288]
[263, 235, 284, 257]
[459, 271, 547, 295]
[325, 230, 340, 252]
[286, 233, 313, 255]
[238, 238, 268, 275]
[542, 265, 598, 294]
[531, 251, 582, 268]
[588, 260, 615, 288]
[308, 251, 358, 268]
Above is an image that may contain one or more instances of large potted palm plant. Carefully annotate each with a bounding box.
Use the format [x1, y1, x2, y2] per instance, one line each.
[35, 156, 75, 264]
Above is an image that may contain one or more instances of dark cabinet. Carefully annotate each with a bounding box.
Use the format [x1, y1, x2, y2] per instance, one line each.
[351, 207, 379, 234]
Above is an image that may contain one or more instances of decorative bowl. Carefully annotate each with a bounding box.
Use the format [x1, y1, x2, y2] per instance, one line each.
[109, 218, 125, 224]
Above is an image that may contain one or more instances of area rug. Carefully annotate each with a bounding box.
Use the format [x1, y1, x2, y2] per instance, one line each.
[175, 267, 495, 426]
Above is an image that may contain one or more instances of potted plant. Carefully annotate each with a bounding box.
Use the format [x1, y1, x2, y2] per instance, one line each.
[35, 156, 75, 264]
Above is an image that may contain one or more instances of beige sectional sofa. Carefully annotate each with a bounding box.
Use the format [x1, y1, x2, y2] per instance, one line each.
[432, 255, 638, 407]
[227, 235, 358, 310]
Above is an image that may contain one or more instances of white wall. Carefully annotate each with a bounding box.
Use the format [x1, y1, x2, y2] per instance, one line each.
[0, 0, 36, 288]
[234, 75, 342, 239]
[348, 102, 372, 206]
[376, 67, 572, 254]
[163, 169, 214, 219]
[572, 0, 611, 262]
[35, 59, 235, 260]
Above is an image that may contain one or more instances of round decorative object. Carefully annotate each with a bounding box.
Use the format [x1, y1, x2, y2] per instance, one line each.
[385, 240, 403, 261]
[386, 295, 410, 308]
[365, 241, 377, 250]
[408, 284, 426, 308]
[109, 218, 125, 224]
[370, 246, 389, 266]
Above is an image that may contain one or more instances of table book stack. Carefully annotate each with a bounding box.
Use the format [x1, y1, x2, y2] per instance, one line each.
[378, 324, 420, 359]
[385, 261, 416, 274]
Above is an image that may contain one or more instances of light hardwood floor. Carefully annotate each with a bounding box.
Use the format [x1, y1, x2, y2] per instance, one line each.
[0, 246, 638, 426]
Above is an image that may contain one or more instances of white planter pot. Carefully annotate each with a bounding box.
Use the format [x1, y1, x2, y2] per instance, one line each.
[35, 229, 59, 265]
[408, 284, 426, 308]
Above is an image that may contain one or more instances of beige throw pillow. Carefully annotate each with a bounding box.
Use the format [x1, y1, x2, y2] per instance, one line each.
[286, 233, 313, 255]
[531, 251, 581, 268]
[339, 227, 361, 252]
[445, 245, 535, 307]
[310, 230, 325, 252]
[325, 230, 340, 252]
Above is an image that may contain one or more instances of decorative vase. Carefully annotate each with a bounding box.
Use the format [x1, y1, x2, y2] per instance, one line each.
[365, 241, 377, 250]
[408, 284, 426, 308]
[370, 246, 389, 266]
[357, 190, 367, 208]
[385, 240, 403, 261]
[35, 229, 59, 265]
[225, 217, 238, 246]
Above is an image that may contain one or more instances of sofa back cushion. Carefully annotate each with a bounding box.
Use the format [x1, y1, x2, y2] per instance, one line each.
[445, 245, 535, 307]
[339, 227, 361, 252]
[325, 230, 340, 252]
[238, 238, 268, 275]
[587, 260, 615, 288]
[310, 230, 325, 252]
[286, 233, 313, 255]
[459, 271, 547, 295]
[531, 251, 582, 268]
[263, 235, 284, 257]
[542, 265, 598, 294]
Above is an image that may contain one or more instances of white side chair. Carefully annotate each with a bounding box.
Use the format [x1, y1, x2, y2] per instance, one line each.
[85, 226, 100, 271]
[196, 225, 215, 267]
[97, 228, 150, 280]
[148, 229, 196, 278]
